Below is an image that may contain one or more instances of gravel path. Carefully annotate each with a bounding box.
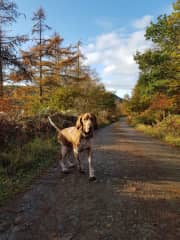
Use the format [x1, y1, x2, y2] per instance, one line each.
[0, 118, 180, 240]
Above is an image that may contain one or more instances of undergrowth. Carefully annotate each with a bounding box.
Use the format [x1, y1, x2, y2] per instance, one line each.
[135, 115, 180, 146]
[0, 137, 58, 206]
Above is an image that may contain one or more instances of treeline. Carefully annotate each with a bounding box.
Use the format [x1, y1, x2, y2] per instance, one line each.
[124, 0, 180, 145]
[0, 0, 120, 122]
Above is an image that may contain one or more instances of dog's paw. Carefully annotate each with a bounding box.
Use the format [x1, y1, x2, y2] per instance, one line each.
[89, 176, 96, 181]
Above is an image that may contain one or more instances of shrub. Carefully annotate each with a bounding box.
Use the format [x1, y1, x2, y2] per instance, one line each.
[30, 84, 121, 124]
[0, 112, 76, 151]
[136, 115, 180, 146]
[157, 115, 180, 137]
[128, 112, 155, 126]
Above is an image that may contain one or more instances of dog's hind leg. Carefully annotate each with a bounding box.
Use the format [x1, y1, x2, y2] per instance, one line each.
[59, 145, 70, 173]
[63, 149, 76, 169]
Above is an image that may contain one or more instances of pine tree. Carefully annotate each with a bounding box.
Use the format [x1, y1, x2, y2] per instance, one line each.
[44, 33, 79, 87]
[31, 7, 51, 98]
[0, 0, 27, 98]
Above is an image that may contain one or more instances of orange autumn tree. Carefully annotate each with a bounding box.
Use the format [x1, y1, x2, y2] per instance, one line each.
[9, 8, 80, 112]
[42, 33, 80, 88]
[150, 93, 173, 121]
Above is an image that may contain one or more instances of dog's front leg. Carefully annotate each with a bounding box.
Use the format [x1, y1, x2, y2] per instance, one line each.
[73, 148, 84, 173]
[88, 148, 96, 181]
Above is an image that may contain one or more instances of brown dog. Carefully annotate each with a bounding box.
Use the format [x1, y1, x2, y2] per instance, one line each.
[48, 113, 97, 181]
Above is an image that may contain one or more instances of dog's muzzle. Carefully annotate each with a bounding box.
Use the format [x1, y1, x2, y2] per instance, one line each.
[83, 129, 93, 138]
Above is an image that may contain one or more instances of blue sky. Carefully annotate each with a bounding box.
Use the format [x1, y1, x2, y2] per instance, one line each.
[14, 0, 174, 97]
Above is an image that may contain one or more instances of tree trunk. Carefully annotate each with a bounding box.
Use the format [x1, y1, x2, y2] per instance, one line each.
[0, 59, 3, 98]
[77, 41, 80, 80]
[0, 31, 3, 98]
[39, 19, 43, 99]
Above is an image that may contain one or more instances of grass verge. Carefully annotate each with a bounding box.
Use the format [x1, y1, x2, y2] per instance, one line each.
[136, 123, 180, 147]
[0, 137, 58, 206]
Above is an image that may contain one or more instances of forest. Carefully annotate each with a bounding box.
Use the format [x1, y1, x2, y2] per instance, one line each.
[123, 0, 180, 146]
[0, 2, 120, 120]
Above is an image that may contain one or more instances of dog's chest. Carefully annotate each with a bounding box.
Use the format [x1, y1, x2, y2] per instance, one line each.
[77, 138, 91, 152]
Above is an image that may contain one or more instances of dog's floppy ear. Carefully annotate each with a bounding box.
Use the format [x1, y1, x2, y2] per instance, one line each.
[92, 114, 98, 130]
[76, 115, 83, 130]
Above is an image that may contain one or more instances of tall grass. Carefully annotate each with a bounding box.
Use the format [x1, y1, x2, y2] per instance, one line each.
[135, 115, 180, 146]
[0, 137, 58, 206]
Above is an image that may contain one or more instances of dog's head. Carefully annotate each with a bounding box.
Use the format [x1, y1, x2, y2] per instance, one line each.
[76, 113, 98, 137]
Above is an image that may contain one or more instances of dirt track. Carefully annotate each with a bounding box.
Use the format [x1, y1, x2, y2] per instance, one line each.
[0, 118, 180, 240]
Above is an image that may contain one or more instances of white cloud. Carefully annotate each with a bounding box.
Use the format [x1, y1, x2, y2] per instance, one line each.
[103, 64, 116, 74]
[82, 16, 153, 97]
[132, 15, 153, 29]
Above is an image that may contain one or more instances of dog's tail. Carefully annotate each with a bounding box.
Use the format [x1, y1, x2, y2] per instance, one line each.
[48, 116, 60, 132]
